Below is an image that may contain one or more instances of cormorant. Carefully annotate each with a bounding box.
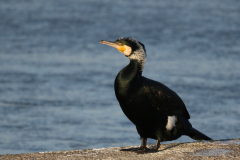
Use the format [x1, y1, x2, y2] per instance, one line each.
[100, 37, 212, 153]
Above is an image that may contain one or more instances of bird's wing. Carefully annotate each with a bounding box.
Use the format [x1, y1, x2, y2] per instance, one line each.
[142, 77, 190, 119]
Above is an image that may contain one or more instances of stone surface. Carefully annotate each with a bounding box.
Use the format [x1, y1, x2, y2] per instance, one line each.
[0, 139, 239, 160]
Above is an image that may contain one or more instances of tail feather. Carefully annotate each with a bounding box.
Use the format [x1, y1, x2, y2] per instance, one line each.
[186, 128, 212, 141]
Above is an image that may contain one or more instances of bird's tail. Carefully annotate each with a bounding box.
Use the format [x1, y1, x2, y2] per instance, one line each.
[186, 128, 212, 141]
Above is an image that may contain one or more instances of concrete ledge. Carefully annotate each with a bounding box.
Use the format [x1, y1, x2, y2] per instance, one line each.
[0, 138, 239, 160]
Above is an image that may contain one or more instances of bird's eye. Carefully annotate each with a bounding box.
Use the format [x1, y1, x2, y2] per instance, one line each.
[121, 43, 124, 46]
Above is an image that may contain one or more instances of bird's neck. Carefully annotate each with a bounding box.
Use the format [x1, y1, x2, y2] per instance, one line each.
[116, 60, 143, 83]
[114, 60, 142, 99]
[128, 51, 146, 72]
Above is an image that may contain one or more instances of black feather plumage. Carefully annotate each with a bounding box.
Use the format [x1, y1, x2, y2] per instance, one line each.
[102, 37, 212, 152]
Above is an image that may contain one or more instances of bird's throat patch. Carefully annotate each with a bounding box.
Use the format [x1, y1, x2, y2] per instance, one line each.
[118, 46, 126, 52]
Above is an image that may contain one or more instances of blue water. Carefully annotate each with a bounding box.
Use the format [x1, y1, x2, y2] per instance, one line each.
[0, 0, 240, 155]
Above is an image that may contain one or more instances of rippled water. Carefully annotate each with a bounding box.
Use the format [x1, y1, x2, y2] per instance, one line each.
[0, 0, 239, 154]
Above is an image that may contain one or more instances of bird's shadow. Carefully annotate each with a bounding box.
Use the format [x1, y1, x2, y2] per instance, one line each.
[120, 143, 182, 154]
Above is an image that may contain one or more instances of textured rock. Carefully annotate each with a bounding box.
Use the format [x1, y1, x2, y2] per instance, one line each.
[0, 139, 239, 160]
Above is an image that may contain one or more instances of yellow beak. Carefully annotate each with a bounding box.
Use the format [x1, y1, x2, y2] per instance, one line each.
[100, 40, 120, 49]
[100, 40, 132, 56]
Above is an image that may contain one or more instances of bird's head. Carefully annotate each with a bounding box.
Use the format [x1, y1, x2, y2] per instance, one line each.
[100, 37, 147, 71]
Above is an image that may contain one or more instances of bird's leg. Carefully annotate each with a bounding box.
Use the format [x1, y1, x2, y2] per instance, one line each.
[151, 139, 160, 151]
[120, 138, 148, 152]
[138, 138, 148, 151]
[121, 138, 159, 153]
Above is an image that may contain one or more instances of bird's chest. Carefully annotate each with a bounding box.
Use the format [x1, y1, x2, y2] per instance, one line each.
[115, 84, 139, 105]
[114, 79, 149, 117]
[114, 77, 143, 104]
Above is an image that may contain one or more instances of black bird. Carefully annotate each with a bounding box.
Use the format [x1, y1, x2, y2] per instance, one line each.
[100, 37, 212, 152]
